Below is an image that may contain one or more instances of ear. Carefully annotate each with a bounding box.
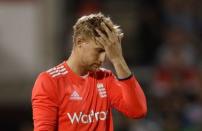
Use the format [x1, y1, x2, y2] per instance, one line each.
[76, 37, 87, 48]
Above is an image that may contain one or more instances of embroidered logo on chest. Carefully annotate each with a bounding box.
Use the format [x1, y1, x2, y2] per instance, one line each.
[69, 90, 82, 100]
[96, 83, 107, 98]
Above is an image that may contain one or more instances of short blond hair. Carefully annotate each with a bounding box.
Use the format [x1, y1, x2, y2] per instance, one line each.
[73, 13, 123, 47]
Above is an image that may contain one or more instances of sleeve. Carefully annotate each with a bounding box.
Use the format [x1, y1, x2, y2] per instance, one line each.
[107, 72, 147, 118]
[32, 72, 59, 131]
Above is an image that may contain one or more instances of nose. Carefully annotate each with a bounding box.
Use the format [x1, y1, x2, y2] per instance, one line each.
[99, 52, 106, 63]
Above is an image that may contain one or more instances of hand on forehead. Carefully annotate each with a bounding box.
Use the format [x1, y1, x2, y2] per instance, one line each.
[95, 22, 114, 38]
[95, 22, 118, 45]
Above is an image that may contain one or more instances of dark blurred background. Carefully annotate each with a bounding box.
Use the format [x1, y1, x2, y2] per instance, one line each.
[1, 0, 202, 131]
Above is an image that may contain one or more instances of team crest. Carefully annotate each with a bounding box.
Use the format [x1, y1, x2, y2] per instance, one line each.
[96, 83, 107, 98]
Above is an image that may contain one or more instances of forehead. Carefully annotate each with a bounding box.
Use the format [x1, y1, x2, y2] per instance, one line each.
[87, 38, 104, 49]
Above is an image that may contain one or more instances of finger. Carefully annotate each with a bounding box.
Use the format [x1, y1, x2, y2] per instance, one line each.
[95, 37, 106, 48]
[102, 22, 120, 43]
[105, 22, 123, 39]
[112, 31, 119, 43]
[95, 28, 109, 44]
[103, 20, 114, 32]
[95, 28, 106, 39]
[102, 22, 119, 43]
[101, 22, 113, 41]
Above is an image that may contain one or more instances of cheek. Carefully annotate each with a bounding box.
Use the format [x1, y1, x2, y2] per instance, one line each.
[87, 53, 99, 64]
[81, 51, 97, 63]
[87, 53, 98, 61]
[80, 47, 99, 63]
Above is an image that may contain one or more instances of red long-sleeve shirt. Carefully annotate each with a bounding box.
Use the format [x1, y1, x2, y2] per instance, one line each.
[32, 61, 147, 131]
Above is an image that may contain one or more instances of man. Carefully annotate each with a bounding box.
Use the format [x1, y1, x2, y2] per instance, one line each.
[32, 13, 147, 131]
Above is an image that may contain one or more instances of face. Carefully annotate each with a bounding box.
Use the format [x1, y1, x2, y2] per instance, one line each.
[75, 37, 106, 71]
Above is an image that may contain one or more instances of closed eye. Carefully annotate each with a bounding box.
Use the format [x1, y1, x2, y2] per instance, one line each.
[96, 48, 105, 53]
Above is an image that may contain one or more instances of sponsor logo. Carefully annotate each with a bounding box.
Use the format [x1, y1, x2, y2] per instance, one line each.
[69, 90, 82, 100]
[67, 110, 108, 124]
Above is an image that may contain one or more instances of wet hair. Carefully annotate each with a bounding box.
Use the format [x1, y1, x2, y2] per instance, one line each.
[72, 13, 123, 47]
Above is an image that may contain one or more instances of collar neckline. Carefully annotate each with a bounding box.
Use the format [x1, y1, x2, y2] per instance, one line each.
[63, 61, 89, 81]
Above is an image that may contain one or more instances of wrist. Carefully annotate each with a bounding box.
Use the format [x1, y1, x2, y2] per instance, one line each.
[117, 73, 133, 81]
[111, 56, 132, 79]
[110, 56, 124, 64]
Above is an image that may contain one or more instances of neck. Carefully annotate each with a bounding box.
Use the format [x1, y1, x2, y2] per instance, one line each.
[66, 51, 89, 76]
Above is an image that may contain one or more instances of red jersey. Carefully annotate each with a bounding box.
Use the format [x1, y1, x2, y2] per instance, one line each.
[32, 61, 147, 131]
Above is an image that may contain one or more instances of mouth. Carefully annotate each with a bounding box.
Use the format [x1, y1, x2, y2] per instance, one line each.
[92, 63, 102, 69]
[93, 64, 100, 68]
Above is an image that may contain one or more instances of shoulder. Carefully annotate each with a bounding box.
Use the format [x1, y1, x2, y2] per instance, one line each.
[46, 63, 68, 78]
[33, 64, 67, 96]
[35, 63, 68, 85]
[33, 71, 56, 91]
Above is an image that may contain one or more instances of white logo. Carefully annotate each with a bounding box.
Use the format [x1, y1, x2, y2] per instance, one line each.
[47, 65, 68, 77]
[67, 110, 108, 124]
[69, 90, 82, 100]
[97, 83, 107, 98]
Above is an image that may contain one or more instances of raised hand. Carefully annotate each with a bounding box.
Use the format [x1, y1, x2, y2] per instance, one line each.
[95, 22, 124, 64]
[95, 22, 131, 79]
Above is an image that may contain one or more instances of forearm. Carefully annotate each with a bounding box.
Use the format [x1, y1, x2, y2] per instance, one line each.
[109, 75, 147, 118]
[110, 57, 147, 118]
[112, 56, 131, 79]
[120, 77, 147, 118]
